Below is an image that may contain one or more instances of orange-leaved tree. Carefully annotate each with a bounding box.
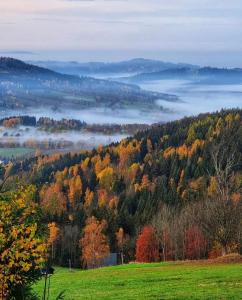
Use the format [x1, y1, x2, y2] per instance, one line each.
[136, 226, 160, 263]
[80, 216, 110, 269]
[40, 183, 67, 218]
[48, 222, 60, 261]
[0, 186, 46, 299]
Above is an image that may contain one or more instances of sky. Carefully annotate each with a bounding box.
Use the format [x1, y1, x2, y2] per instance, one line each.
[0, 0, 242, 66]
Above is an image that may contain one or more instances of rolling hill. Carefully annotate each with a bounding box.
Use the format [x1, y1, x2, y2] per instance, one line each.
[3, 108, 242, 268]
[0, 57, 178, 112]
[124, 66, 242, 84]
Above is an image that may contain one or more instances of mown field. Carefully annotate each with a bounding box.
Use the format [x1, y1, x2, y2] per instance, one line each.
[0, 147, 34, 158]
[33, 262, 242, 300]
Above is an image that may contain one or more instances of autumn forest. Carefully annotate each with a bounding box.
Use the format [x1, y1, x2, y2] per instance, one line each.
[1, 108, 242, 297]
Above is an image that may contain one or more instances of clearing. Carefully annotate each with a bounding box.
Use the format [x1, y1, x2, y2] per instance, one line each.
[0, 147, 34, 158]
[33, 261, 242, 299]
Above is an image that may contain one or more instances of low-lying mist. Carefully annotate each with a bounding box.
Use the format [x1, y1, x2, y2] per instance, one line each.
[139, 80, 242, 120]
[1, 72, 242, 157]
[0, 125, 127, 151]
[0, 106, 172, 125]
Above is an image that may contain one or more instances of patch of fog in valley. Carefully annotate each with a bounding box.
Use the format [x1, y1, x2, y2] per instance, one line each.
[0, 106, 171, 125]
[1, 79, 241, 125]
[1, 75, 242, 154]
[0, 125, 128, 150]
[139, 80, 242, 120]
[81, 73, 138, 80]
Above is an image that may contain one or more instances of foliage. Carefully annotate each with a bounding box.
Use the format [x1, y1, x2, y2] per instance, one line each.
[80, 216, 110, 268]
[136, 226, 159, 262]
[3, 109, 242, 266]
[48, 222, 60, 261]
[185, 226, 207, 260]
[0, 186, 46, 298]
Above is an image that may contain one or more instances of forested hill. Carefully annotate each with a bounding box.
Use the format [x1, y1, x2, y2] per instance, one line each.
[0, 57, 57, 75]
[0, 57, 176, 111]
[3, 109, 242, 266]
[125, 66, 242, 84]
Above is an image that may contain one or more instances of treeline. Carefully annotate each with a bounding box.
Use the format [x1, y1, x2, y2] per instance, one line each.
[38, 118, 150, 134]
[0, 116, 86, 130]
[0, 116, 36, 127]
[4, 109, 242, 268]
[0, 115, 150, 135]
[38, 117, 87, 131]
[84, 123, 150, 135]
[0, 139, 74, 151]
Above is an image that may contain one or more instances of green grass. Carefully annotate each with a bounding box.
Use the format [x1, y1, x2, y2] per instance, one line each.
[33, 262, 242, 299]
[0, 147, 34, 158]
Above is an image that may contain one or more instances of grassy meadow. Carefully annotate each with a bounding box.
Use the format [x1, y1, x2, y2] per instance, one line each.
[33, 262, 242, 300]
[0, 147, 34, 158]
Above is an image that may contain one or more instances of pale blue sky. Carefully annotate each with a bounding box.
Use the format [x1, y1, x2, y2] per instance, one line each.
[0, 0, 242, 66]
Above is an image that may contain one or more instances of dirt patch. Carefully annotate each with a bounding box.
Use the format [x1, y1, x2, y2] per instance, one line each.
[131, 254, 242, 267]
[211, 253, 242, 264]
[174, 253, 242, 266]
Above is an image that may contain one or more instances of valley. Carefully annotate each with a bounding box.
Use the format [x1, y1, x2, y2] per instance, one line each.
[32, 58, 242, 123]
[0, 116, 151, 161]
[1, 1, 242, 299]
[1, 57, 242, 299]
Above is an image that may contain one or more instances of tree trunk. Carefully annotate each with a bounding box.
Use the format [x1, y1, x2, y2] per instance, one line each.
[221, 245, 227, 256]
[121, 252, 124, 265]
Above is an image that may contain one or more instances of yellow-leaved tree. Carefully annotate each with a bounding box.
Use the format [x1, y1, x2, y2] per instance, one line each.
[0, 186, 46, 299]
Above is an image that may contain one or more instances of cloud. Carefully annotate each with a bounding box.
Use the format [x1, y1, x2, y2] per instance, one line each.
[0, 0, 242, 66]
[62, 0, 128, 2]
[0, 50, 37, 55]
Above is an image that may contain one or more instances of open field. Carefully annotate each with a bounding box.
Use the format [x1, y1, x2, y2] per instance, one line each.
[33, 262, 242, 300]
[0, 147, 35, 158]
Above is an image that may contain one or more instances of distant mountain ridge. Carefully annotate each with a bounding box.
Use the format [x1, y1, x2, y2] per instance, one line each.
[28, 58, 242, 85]
[0, 57, 178, 112]
[28, 58, 198, 76]
[123, 65, 242, 84]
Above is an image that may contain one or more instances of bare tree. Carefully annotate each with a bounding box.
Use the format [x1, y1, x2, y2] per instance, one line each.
[152, 204, 180, 261]
[200, 198, 242, 255]
[210, 140, 238, 201]
[152, 203, 207, 261]
[201, 139, 242, 255]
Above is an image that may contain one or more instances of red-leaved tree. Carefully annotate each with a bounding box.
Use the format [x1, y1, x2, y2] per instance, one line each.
[136, 226, 160, 263]
[185, 226, 207, 260]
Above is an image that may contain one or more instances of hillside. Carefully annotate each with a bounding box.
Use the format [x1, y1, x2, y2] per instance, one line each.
[0, 57, 56, 75]
[33, 262, 242, 299]
[2, 109, 242, 267]
[0, 57, 177, 112]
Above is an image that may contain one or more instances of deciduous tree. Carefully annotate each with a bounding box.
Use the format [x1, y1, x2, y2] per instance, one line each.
[48, 222, 59, 261]
[136, 226, 159, 263]
[185, 226, 207, 260]
[80, 216, 110, 268]
[0, 186, 46, 298]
